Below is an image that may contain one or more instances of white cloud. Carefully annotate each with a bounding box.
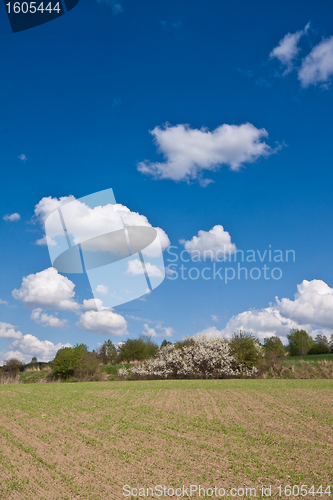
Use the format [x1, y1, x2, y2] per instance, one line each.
[270, 23, 310, 74]
[298, 36, 333, 87]
[95, 284, 109, 295]
[137, 123, 278, 184]
[126, 259, 163, 278]
[142, 323, 173, 338]
[180, 225, 237, 260]
[82, 298, 104, 311]
[18, 154, 27, 162]
[1, 334, 71, 364]
[77, 309, 128, 336]
[3, 213, 21, 222]
[34, 195, 76, 223]
[220, 307, 301, 343]
[0, 322, 23, 340]
[31, 308, 67, 328]
[195, 326, 227, 339]
[126, 314, 154, 323]
[275, 279, 333, 329]
[211, 315, 219, 322]
[12, 267, 80, 312]
[196, 279, 333, 344]
[34, 196, 170, 254]
[0, 299, 8, 306]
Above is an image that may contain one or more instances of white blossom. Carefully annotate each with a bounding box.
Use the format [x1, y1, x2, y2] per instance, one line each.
[129, 335, 257, 379]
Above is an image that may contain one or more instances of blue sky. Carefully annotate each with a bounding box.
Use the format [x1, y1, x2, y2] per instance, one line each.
[1, 0, 333, 362]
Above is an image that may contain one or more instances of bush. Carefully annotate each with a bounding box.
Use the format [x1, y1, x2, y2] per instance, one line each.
[3, 358, 24, 376]
[130, 335, 258, 379]
[118, 336, 158, 362]
[307, 334, 330, 355]
[52, 344, 101, 380]
[263, 336, 285, 357]
[229, 331, 262, 369]
[287, 329, 314, 356]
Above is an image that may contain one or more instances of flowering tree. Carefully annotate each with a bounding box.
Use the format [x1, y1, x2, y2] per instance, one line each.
[125, 335, 258, 379]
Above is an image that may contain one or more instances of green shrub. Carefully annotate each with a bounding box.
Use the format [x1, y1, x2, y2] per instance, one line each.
[287, 329, 315, 356]
[52, 344, 101, 380]
[3, 358, 23, 376]
[263, 336, 285, 357]
[229, 331, 262, 369]
[307, 334, 330, 355]
[118, 336, 158, 362]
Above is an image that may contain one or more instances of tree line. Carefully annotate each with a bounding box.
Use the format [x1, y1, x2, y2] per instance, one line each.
[0, 329, 332, 381]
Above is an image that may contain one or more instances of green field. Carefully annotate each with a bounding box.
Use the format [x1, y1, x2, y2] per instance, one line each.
[283, 353, 333, 366]
[0, 380, 332, 499]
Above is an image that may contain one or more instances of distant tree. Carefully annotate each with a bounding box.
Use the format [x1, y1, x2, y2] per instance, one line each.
[308, 334, 330, 355]
[74, 350, 100, 380]
[105, 340, 117, 364]
[229, 331, 262, 369]
[263, 336, 285, 357]
[52, 344, 93, 378]
[287, 329, 314, 356]
[139, 335, 159, 358]
[118, 336, 158, 362]
[97, 344, 108, 365]
[97, 340, 118, 365]
[118, 339, 147, 362]
[3, 358, 23, 376]
[160, 340, 172, 348]
[31, 356, 38, 364]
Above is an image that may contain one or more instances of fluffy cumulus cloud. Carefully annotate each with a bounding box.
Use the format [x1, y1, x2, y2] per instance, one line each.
[220, 307, 302, 342]
[142, 323, 173, 338]
[270, 23, 310, 73]
[31, 308, 67, 328]
[180, 225, 237, 260]
[0, 322, 23, 340]
[275, 279, 333, 329]
[1, 334, 71, 364]
[34, 195, 170, 253]
[298, 36, 333, 87]
[82, 298, 104, 311]
[12, 267, 80, 312]
[3, 213, 21, 222]
[137, 123, 278, 184]
[77, 309, 128, 336]
[126, 259, 163, 278]
[34, 195, 76, 223]
[196, 279, 333, 344]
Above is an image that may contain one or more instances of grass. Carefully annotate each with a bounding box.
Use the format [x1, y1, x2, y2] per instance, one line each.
[283, 353, 333, 366]
[19, 369, 51, 384]
[100, 363, 131, 377]
[0, 380, 332, 499]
